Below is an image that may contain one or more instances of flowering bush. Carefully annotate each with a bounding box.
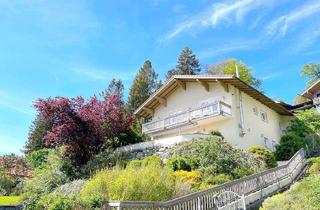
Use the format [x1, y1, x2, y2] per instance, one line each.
[32, 93, 138, 170]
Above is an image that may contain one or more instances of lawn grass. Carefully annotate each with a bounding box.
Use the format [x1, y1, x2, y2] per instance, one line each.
[0, 196, 22, 205]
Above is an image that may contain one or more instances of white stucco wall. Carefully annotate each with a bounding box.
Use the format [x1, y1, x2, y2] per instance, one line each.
[153, 82, 232, 120]
[147, 81, 293, 149]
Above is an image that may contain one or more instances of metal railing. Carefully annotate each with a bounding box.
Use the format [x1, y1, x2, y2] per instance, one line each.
[104, 148, 306, 210]
[142, 101, 232, 134]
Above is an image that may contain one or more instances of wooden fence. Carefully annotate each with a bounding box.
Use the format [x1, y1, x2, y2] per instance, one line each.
[104, 148, 306, 210]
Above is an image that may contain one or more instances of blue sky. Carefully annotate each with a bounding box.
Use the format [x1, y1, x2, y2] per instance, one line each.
[0, 0, 320, 155]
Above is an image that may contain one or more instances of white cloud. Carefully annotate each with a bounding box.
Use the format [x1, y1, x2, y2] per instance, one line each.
[161, 0, 272, 43]
[198, 44, 253, 59]
[71, 68, 136, 81]
[0, 90, 34, 116]
[260, 72, 283, 80]
[267, 1, 320, 37]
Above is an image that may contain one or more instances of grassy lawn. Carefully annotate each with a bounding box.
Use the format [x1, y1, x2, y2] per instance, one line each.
[0, 196, 22, 205]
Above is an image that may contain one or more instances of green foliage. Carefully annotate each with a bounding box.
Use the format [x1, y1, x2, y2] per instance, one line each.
[231, 167, 254, 179]
[26, 148, 51, 169]
[167, 157, 191, 171]
[81, 147, 125, 177]
[0, 173, 17, 196]
[206, 58, 262, 89]
[105, 78, 124, 101]
[24, 116, 52, 154]
[248, 146, 277, 168]
[260, 163, 320, 210]
[294, 95, 310, 105]
[127, 60, 161, 114]
[166, 47, 201, 79]
[0, 196, 22, 205]
[275, 133, 306, 161]
[22, 148, 69, 210]
[276, 109, 320, 160]
[36, 193, 78, 210]
[307, 157, 320, 175]
[81, 156, 176, 202]
[204, 174, 232, 186]
[301, 63, 320, 86]
[173, 170, 201, 189]
[170, 135, 265, 177]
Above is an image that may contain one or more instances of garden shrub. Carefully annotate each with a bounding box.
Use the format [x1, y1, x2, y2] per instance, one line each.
[22, 148, 69, 210]
[0, 173, 17, 196]
[275, 132, 307, 161]
[248, 146, 277, 168]
[81, 156, 176, 202]
[203, 174, 232, 186]
[36, 193, 79, 210]
[81, 147, 125, 177]
[174, 180, 193, 197]
[307, 157, 320, 174]
[173, 170, 201, 189]
[170, 135, 265, 177]
[141, 155, 162, 167]
[26, 148, 51, 169]
[231, 167, 254, 179]
[167, 157, 191, 171]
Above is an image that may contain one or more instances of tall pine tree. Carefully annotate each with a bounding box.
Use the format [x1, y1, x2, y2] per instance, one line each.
[127, 60, 160, 114]
[105, 78, 124, 101]
[166, 47, 201, 80]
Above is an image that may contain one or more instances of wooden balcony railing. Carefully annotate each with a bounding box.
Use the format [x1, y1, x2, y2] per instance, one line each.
[142, 101, 232, 134]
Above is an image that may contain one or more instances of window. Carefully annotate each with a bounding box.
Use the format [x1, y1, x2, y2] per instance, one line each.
[317, 93, 320, 98]
[260, 111, 268, 122]
[253, 107, 258, 115]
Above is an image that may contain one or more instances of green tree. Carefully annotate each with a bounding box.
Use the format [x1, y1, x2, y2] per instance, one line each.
[166, 47, 201, 80]
[105, 79, 124, 100]
[24, 116, 52, 154]
[294, 95, 310, 105]
[275, 108, 320, 160]
[301, 63, 320, 86]
[206, 58, 262, 89]
[127, 60, 160, 114]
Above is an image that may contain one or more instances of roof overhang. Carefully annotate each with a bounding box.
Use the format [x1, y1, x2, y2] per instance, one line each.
[301, 80, 320, 99]
[134, 75, 293, 117]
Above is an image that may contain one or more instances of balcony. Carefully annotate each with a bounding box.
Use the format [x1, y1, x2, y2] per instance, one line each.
[142, 101, 232, 135]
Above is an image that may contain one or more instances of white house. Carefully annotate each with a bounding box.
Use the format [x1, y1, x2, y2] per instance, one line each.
[134, 75, 293, 151]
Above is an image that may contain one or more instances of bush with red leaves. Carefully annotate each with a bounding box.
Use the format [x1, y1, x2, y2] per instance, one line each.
[33, 93, 135, 168]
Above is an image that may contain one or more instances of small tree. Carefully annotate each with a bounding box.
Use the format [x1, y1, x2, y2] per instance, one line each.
[166, 47, 201, 80]
[206, 58, 262, 89]
[301, 63, 320, 86]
